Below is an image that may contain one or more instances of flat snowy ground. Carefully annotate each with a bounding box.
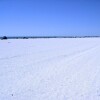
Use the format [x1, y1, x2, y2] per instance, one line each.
[0, 38, 100, 100]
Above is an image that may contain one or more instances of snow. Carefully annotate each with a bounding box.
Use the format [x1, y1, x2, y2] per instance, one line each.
[0, 38, 100, 100]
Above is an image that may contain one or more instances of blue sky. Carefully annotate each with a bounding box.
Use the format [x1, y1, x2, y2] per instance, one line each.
[0, 0, 100, 36]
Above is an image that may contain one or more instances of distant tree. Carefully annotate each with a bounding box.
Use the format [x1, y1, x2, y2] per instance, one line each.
[23, 37, 28, 39]
[2, 36, 7, 40]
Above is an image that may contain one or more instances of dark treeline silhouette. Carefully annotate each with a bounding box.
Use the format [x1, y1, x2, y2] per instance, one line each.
[0, 36, 100, 39]
[1, 36, 7, 40]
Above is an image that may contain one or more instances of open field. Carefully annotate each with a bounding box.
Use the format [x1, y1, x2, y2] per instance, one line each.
[0, 38, 100, 100]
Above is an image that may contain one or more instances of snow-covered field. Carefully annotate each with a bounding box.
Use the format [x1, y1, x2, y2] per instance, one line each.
[0, 38, 100, 100]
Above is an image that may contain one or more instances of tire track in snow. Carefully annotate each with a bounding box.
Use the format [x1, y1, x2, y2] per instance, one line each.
[54, 45, 100, 99]
[32, 44, 100, 100]
[23, 44, 99, 66]
[11, 44, 100, 99]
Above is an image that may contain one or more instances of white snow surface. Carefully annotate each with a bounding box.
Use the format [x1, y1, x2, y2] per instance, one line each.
[0, 38, 100, 100]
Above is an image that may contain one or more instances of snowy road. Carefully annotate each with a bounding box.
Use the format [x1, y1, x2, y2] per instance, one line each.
[0, 38, 100, 100]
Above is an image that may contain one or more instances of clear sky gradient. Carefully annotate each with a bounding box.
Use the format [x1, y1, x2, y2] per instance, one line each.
[0, 0, 100, 36]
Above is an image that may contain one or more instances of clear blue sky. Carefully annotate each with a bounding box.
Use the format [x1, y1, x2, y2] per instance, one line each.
[0, 0, 100, 36]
